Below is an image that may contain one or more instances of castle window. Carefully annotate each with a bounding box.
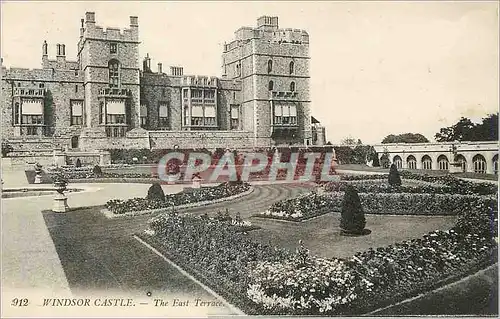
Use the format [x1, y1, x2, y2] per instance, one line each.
[290, 81, 295, 92]
[70, 100, 83, 126]
[75, 85, 78, 93]
[268, 80, 274, 91]
[108, 60, 120, 88]
[162, 88, 166, 98]
[99, 102, 104, 124]
[267, 60, 273, 73]
[289, 61, 294, 74]
[39, 83, 44, 89]
[183, 89, 188, 99]
[140, 104, 148, 127]
[230, 104, 239, 130]
[159, 103, 169, 127]
[110, 43, 118, 54]
[75, 70, 79, 76]
[14, 102, 20, 124]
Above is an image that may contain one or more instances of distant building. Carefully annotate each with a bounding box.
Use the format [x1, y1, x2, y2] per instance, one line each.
[373, 141, 498, 175]
[1, 13, 326, 152]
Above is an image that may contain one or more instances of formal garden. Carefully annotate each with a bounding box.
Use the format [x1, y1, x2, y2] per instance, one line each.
[135, 165, 498, 315]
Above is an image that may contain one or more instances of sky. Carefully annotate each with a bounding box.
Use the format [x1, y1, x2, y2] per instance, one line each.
[1, 1, 498, 144]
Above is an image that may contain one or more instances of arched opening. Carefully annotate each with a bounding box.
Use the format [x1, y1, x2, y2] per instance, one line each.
[267, 60, 273, 73]
[407, 155, 417, 170]
[290, 81, 295, 92]
[108, 59, 120, 88]
[422, 155, 432, 170]
[493, 154, 498, 175]
[473, 154, 486, 174]
[71, 136, 79, 149]
[393, 155, 402, 169]
[268, 80, 274, 91]
[455, 154, 467, 172]
[437, 154, 449, 170]
[289, 61, 294, 74]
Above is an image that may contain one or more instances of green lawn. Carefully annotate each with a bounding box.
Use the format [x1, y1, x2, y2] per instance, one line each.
[248, 212, 457, 259]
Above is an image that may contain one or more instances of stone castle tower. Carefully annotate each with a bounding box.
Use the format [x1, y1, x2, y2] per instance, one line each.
[77, 12, 142, 144]
[222, 16, 312, 147]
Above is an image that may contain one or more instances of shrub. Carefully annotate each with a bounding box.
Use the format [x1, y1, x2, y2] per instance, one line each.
[75, 158, 82, 168]
[340, 185, 366, 233]
[92, 165, 103, 177]
[388, 164, 402, 187]
[147, 182, 165, 202]
[372, 153, 380, 167]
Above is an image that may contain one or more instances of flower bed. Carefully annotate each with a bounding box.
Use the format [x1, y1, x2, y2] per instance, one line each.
[141, 197, 497, 315]
[255, 192, 497, 221]
[322, 172, 497, 196]
[105, 182, 251, 215]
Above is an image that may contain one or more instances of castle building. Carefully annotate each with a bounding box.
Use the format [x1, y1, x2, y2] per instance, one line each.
[1, 12, 326, 152]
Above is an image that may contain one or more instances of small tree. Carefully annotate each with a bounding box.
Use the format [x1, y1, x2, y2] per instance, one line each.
[340, 185, 366, 234]
[388, 163, 402, 187]
[75, 158, 82, 168]
[372, 153, 380, 167]
[92, 165, 103, 177]
[147, 182, 165, 202]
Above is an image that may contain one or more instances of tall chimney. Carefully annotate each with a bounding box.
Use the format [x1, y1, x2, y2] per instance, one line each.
[158, 63, 162, 74]
[56, 44, 61, 56]
[130, 16, 138, 27]
[42, 40, 48, 56]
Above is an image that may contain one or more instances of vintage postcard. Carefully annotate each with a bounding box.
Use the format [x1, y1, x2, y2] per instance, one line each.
[1, 1, 498, 318]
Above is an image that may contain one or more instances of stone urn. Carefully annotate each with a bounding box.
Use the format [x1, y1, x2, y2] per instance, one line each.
[53, 179, 69, 213]
[34, 163, 43, 184]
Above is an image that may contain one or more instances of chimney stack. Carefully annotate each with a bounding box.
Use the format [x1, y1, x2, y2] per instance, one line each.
[130, 16, 138, 27]
[42, 40, 48, 56]
[85, 12, 95, 23]
[158, 63, 163, 74]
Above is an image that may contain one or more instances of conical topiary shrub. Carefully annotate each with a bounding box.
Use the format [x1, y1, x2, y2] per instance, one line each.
[340, 185, 366, 234]
[93, 164, 103, 177]
[147, 182, 165, 202]
[372, 153, 380, 167]
[388, 163, 402, 187]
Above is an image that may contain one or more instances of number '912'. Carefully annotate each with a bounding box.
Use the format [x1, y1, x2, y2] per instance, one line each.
[11, 298, 29, 306]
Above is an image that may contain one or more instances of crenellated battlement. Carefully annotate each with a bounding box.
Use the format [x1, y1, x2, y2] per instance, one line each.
[3, 66, 83, 82]
[83, 12, 139, 42]
[229, 16, 309, 51]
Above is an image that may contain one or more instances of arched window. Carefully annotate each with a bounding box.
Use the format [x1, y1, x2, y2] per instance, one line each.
[455, 154, 467, 172]
[267, 60, 273, 73]
[473, 154, 486, 174]
[289, 61, 294, 74]
[407, 155, 417, 170]
[422, 155, 432, 170]
[437, 155, 449, 170]
[268, 80, 274, 91]
[290, 81, 295, 92]
[493, 154, 498, 175]
[108, 60, 120, 88]
[393, 155, 402, 169]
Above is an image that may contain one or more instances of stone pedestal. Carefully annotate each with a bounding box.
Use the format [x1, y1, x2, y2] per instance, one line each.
[34, 172, 42, 184]
[449, 162, 463, 174]
[192, 178, 202, 189]
[53, 192, 69, 213]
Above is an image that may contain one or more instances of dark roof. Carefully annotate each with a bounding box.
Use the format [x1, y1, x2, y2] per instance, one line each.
[311, 116, 320, 124]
